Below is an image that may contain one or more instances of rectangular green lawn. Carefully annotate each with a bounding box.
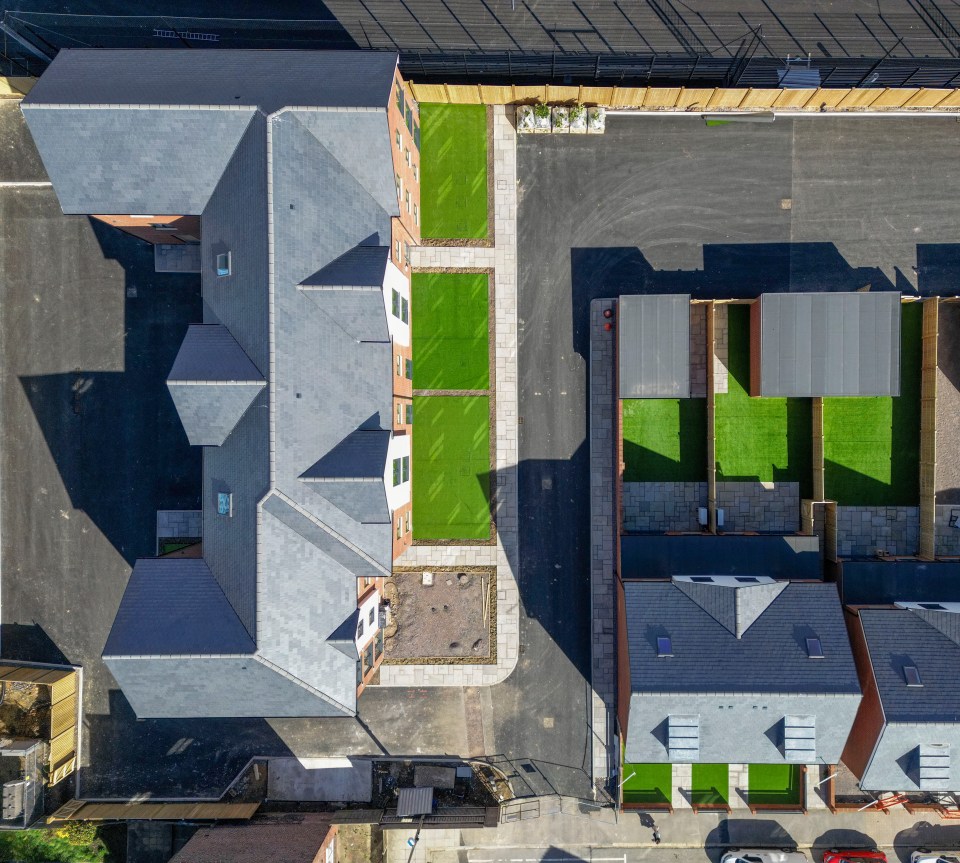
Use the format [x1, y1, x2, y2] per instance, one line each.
[690, 763, 729, 805]
[716, 305, 812, 493]
[420, 103, 488, 240]
[824, 302, 921, 505]
[412, 396, 490, 540]
[622, 762, 672, 805]
[747, 763, 802, 806]
[412, 272, 489, 390]
[622, 399, 707, 482]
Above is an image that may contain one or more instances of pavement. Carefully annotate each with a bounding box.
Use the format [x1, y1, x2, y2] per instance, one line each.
[386, 805, 960, 863]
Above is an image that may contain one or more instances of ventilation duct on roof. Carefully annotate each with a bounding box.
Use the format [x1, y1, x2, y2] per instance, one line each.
[917, 744, 951, 791]
[783, 715, 816, 763]
[667, 714, 700, 762]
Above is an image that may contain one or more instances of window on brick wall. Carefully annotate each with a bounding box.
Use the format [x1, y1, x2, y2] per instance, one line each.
[392, 458, 401, 487]
[396, 516, 402, 539]
[395, 129, 401, 150]
[413, 163, 418, 180]
[414, 122, 420, 149]
[401, 296, 409, 324]
[405, 358, 413, 380]
[405, 148, 411, 166]
[396, 354, 402, 376]
[405, 105, 413, 133]
[404, 189, 410, 213]
[405, 402, 413, 425]
[414, 203, 419, 226]
[395, 175, 401, 202]
[392, 289, 400, 318]
[395, 239, 401, 260]
[402, 455, 410, 483]
[396, 403, 402, 425]
[396, 83, 405, 114]
[405, 511, 411, 534]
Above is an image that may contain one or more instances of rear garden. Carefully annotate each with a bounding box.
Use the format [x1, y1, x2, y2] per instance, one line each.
[715, 305, 812, 493]
[824, 301, 922, 506]
[621, 399, 706, 482]
[419, 103, 489, 241]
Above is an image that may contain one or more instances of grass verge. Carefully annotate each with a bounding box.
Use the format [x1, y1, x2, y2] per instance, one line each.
[716, 305, 812, 494]
[622, 399, 707, 482]
[747, 763, 802, 806]
[823, 301, 922, 505]
[622, 762, 672, 806]
[412, 395, 490, 540]
[420, 103, 488, 240]
[412, 272, 489, 390]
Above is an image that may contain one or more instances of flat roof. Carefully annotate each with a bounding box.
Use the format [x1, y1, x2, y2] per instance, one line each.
[621, 533, 822, 580]
[840, 560, 960, 606]
[618, 294, 690, 398]
[756, 292, 901, 397]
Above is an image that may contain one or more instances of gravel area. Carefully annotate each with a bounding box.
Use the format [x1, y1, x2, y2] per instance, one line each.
[384, 569, 492, 659]
[937, 302, 960, 503]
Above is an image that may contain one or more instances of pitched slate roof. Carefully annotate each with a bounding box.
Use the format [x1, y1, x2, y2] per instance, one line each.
[674, 577, 787, 639]
[626, 580, 859, 694]
[103, 559, 255, 656]
[859, 608, 960, 722]
[26, 49, 403, 719]
[167, 325, 266, 446]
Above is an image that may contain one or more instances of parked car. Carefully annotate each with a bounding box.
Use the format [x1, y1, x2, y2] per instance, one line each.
[911, 852, 960, 863]
[824, 850, 887, 863]
[722, 850, 810, 863]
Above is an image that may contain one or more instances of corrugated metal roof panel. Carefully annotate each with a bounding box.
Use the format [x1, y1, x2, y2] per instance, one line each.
[396, 786, 433, 818]
[618, 295, 690, 398]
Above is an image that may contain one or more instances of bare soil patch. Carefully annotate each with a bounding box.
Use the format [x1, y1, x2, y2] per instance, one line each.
[384, 568, 494, 661]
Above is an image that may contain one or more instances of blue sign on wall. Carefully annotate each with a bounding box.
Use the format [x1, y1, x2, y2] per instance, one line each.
[217, 492, 232, 517]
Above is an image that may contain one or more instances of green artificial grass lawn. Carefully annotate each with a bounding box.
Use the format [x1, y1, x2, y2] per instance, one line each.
[412, 272, 489, 390]
[823, 301, 922, 506]
[420, 103, 489, 240]
[747, 763, 802, 806]
[690, 763, 729, 805]
[622, 762, 672, 805]
[412, 396, 491, 540]
[716, 305, 812, 494]
[621, 399, 707, 482]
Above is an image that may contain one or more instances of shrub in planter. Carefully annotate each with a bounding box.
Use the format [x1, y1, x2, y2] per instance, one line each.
[533, 102, 551, 133]
[516, 104, 535, 133]
[587, 106, 607, 133]
[569, 103, 587, 133]
[551, 105, 569, 133]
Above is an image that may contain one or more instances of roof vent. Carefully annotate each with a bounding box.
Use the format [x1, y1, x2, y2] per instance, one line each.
[904, 665, 923, 687]
[805, 637, 824, 659]
[690, 576, 713, 583]
[919, 603, 947, 610]
[657, 636, 673, 657]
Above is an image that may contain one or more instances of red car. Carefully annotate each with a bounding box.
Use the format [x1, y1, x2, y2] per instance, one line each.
[824, 851, 887, 863]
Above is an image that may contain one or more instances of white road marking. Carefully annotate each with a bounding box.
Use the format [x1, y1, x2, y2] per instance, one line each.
[0, 181, 52, 187]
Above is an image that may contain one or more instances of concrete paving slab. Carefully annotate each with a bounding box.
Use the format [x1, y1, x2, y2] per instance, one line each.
[267, 757, 372, 802]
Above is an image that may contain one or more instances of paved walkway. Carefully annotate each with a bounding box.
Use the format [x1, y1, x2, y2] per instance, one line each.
[379, 105, 519, 688]
[589, 299, 617, 794]
[835, 506, 919, 557]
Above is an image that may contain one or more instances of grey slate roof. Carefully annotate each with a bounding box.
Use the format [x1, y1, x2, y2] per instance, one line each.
[624, 579, 861, 764]
[23, 49, 404, 720]
[857, 607, 960, 791]
[674, 578, 787, 639]
[23, 49, 399, 114]
[103, 559, 255, 656]
[20, 106, 256, 215]
[618, 294, 690, 398]
[755, 292, 901, 397]
[167, 325, 266, 446]
[621, 534, 822, 580]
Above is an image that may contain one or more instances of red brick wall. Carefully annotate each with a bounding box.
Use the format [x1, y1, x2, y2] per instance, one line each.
[388, 70, 421, 245]
[841, 608, 885, 779]
[92, 215, 200, 245]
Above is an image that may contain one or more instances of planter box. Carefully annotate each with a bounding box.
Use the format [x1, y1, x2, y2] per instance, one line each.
[569, 106, 587, 133]
[532, 106, 551, 133]
[516, 104, 535, 134]
[551, 106, 569, 133]
[587, 106, 606, 134]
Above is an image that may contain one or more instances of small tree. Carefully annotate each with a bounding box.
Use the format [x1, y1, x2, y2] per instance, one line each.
[534, 103, 550, 119]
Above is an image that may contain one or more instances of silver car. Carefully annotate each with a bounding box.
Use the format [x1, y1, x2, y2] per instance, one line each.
[911, 852, 960, 863]
[722, 851, 811, 863]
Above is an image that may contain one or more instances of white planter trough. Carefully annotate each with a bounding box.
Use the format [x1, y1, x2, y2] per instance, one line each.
[569, 104, 587, 133]
[516, 104, 535, 134]
[551, 106, 569, 133]
[587, 106, 606, 134]
[532, 105, 551, 133]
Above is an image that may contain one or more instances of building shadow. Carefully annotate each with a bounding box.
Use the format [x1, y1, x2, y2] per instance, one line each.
[0, 623, 69, 666]
[704, 818, 797, 858]
[811, 829, 878, 860]
[894, 824, 960, 862]
[20, 219, 201, 565]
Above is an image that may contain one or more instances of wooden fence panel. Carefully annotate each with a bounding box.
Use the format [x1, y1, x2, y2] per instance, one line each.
[50, 691, 76, 739]
[479, 85, 514, 104]
[49, 729, 75, 767]
[773, 89, 817, 109]
[905, 89, 952, 108]
[706, 88, 748, 109]
[706, 302, 717, 533]
[675, 88, 715, 110]
[608, 87, 647, 107]
[738, 88, 783, 109]
[50, 671, 77, 705]
[445, 84, 481, 103]
[838, 88, 882, 108]
[512, 84, 547, 103]
[642, 88, 680, 108]
[933, 89, 960, 107]
[870, 88, 920, 109]
[919, 297, 939, 560]
[546, 85, 580, 103]
[409, 82, 446, 103]
[808, 89, 850, 109]
[812, 398, 825, 502]
[579, 86, 616, 105]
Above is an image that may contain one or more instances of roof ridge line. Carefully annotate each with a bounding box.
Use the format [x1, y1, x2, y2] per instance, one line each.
[252, 654, 351, 714]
